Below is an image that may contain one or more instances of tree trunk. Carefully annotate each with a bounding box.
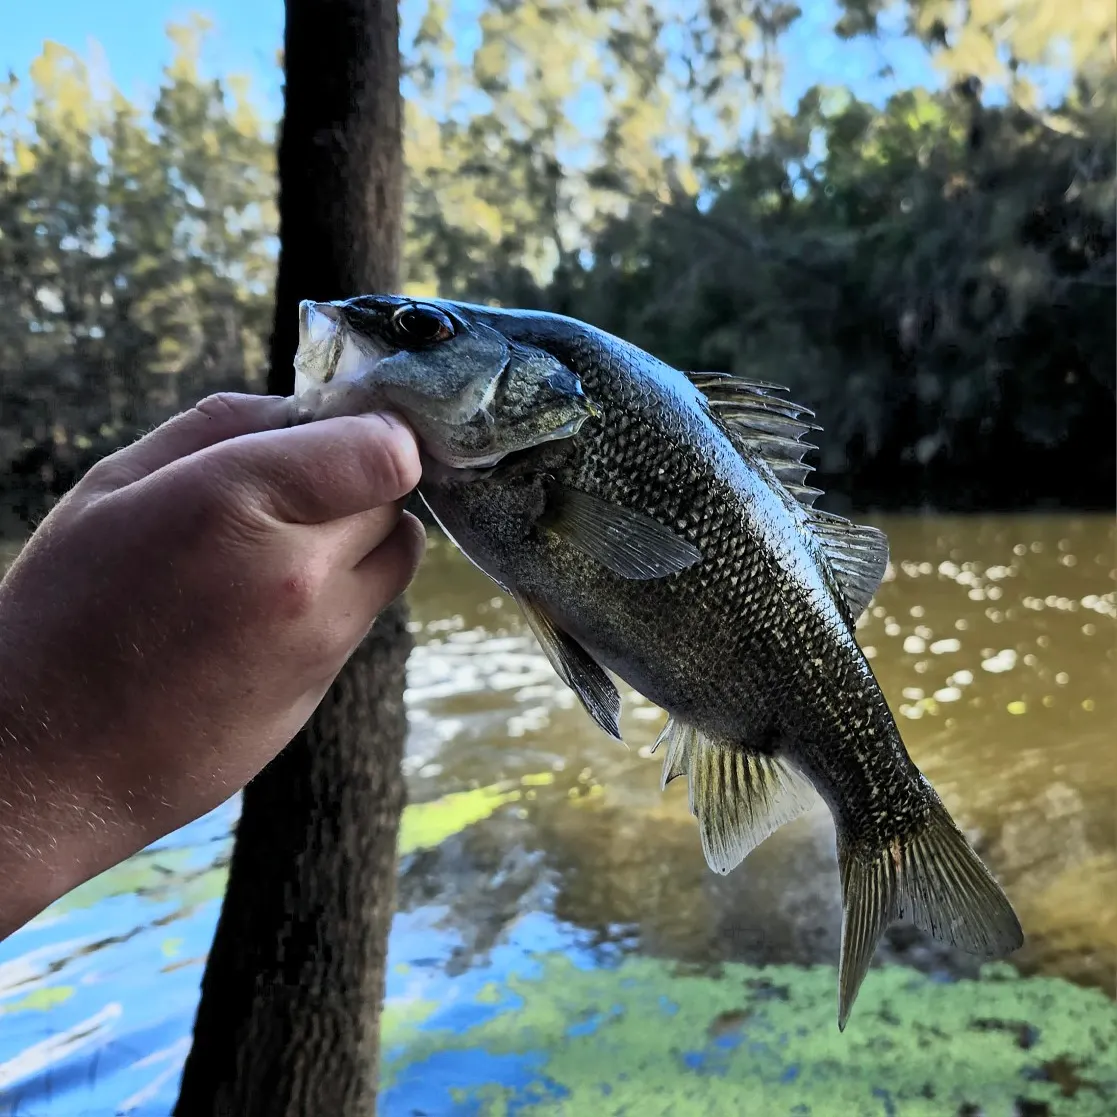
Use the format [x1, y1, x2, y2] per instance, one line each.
[174, 1, 406, 1113]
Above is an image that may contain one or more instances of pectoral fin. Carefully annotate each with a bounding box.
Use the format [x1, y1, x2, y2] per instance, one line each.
[652, 717, 815, 874]
[542, 487, 702, 580]
[515, 590, 623, 741]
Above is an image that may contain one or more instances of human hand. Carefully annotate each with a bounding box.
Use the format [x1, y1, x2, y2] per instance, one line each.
[0, 393, 425, 936]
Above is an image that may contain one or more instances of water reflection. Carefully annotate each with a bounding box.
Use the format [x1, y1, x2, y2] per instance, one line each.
[0, 801, 238, 1114]
[0, 513, 1113, 1112]
[401, 513, 1116, 991]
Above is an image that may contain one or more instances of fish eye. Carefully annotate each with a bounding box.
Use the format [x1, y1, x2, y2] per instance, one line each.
[391, 304, 456, 346]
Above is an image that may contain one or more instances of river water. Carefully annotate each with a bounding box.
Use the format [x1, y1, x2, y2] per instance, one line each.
[0, 513, 1114, 1115]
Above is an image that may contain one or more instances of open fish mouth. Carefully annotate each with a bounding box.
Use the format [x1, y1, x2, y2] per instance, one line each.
[294, 300, 345, 394]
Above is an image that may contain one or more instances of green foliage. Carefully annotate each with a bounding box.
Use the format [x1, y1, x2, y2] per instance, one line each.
[1, 2, 1113, 521]
[400, 0, 801, 302]
[397, 0, 1114, 502]
[563, 79, 1115, 493]
[0, 19, 276, 523]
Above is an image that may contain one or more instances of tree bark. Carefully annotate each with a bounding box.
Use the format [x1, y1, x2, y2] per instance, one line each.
[174, 1, 406, 1113]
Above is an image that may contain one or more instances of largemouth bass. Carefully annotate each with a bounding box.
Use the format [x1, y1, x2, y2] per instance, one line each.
[292, 295, 1023, 1028]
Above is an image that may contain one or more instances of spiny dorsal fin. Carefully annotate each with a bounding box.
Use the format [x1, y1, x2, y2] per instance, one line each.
[652, 716, 816, 874]
[683, 371, 824, 507]
[804, 507, 890, 622]
[683, 371, 887, 620]
[682, 370, 887, 620]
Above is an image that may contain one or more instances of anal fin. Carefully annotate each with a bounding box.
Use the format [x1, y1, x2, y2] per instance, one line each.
[652, 717, 815, 874]
[515, 590, 623, 742]
[651, 716, 697, 789]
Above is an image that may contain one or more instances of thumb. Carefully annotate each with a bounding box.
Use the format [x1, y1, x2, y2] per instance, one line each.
[81, 393, 297, 496]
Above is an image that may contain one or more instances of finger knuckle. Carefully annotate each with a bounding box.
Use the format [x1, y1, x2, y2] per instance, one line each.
[392, 516, 427, 579]
[174, 463, 237, 536]
[294, 613, 356, 680]
[272, 563, 322, 622]
[362, 520, 426, 608]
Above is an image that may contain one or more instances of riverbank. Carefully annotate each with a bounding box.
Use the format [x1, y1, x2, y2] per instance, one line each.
[2, 419, 1114, 537]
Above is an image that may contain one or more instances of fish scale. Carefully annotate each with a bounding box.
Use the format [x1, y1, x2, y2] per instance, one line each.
[543, 334, 818, 739]
[291, 293, 1024, 1030]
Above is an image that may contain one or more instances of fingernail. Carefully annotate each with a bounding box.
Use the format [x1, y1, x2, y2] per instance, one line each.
[286, 397, 314, 426]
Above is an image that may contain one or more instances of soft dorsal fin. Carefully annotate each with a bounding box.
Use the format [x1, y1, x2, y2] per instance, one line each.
[803, 507, 890, 622]
[683, 370, 888, 620]
[682, 371, 824, 507]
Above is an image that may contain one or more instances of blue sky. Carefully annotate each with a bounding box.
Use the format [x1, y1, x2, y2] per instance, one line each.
[1, 0, 942, 122]
[2, 0, 286, 112]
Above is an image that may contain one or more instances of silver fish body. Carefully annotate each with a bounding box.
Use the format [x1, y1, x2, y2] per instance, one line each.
[292, 294, 1024, 1028]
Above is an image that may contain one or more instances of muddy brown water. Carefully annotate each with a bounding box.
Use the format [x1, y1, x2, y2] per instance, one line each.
[2, 512, 1114, 994]
[397, 512, 1116, 992]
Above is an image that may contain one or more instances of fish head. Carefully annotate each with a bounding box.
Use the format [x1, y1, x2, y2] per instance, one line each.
[292, 294, 597, 470]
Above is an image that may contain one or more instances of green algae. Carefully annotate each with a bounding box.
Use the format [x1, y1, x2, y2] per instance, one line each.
[380, 995, 441, 1054]
[43, 856, 232, 921]
[397, 771, 561, 856]
[476, 983, 505, 1005]
[0, 986, 75, 1014]
[161, 936, 185, 959]
[398, 784, 522, 856]
[381, 953, 1117, 1116]
[42, 849, 197, 915]
[520, 773, 557, 788]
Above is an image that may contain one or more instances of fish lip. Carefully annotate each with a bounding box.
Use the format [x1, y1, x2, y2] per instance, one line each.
[298, 299, 342, 342]
[294, 300, 344, 386]
[288, 397, 317, 425]
[420, 442, 512, 473]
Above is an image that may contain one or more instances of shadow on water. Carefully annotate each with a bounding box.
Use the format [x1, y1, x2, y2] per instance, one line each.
[0, 514, 1114, 1115]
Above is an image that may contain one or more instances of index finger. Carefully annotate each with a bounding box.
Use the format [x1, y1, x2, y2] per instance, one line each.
[202, 411, 422, 524]
[82, 393, 296, 497]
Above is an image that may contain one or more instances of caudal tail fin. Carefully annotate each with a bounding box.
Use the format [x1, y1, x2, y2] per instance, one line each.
[836, 792, 1023, 1031]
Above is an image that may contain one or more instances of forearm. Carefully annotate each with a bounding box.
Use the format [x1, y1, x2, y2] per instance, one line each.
[0, 396, 424, 941]
[0, 763, 98, 940]
[0, 668, 149, 940]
